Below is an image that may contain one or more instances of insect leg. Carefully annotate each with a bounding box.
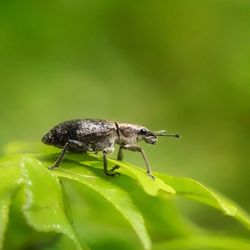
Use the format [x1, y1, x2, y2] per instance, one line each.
[68, 139, 89, 152]
[122, 144, 155, 180]
[49, 139, 86, 170]
[49, 142, 69, 170]
[111, 146, 123, 171]
[103, 150, 120, 177]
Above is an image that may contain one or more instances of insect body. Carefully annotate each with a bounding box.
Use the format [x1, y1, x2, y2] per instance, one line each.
[42, 119, 179, 179]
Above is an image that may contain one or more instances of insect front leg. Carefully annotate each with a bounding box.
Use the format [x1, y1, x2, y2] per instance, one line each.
[103, 148, 120, 177]
[111, 146, 123, 171]
[122, 144, 155, 180]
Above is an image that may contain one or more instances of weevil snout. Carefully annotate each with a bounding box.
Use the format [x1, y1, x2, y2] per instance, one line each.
[143, 129, 180, 144]
[143, 133, 158, 144]
[137, 127, 158, 144]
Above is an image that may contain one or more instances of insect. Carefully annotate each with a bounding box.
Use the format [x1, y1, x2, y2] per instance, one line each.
[42, 119, 180, 179]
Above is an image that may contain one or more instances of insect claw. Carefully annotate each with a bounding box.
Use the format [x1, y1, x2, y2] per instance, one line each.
[111, 165, 120, 171]
[147, 172, 155, 180]
[105, 171, 120, 178]
[48, 165, 56, 170]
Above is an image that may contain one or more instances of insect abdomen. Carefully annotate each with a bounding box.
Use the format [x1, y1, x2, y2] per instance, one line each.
[42, 120, 81, 148]
[42, 119, 117, 151]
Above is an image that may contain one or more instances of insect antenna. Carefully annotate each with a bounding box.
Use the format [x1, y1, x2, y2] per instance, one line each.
[154, 130, 180, 138]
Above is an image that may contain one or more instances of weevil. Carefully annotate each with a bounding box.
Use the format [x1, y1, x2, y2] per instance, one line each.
[42, 119, 180, 179]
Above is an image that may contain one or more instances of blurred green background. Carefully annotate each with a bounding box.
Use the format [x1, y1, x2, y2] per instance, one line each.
[0, 0, 250, 238]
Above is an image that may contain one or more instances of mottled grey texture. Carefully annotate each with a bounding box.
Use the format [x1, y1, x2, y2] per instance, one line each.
[42, 119, 117, 153]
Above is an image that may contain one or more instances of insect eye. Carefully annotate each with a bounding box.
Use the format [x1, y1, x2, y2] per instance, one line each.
[139, 128, 147, 135]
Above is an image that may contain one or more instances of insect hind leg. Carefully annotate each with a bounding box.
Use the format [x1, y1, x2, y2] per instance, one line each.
[67, 139, 88, 152]
[49, 140, 87, 170]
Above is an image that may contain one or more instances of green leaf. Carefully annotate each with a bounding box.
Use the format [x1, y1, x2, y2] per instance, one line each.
[20, 157, 86, 250]
[4, 142, 175, 196]
[158, 173, 250, 229]
[153, 236, 250, 250]
[0, 157, 23, 250]
[0, 199, 10, 250]
[3, 142, 250, 249]
[25, 148, 250, 233]
[108, 158, 175, 196]
[53, 160, 152, 250]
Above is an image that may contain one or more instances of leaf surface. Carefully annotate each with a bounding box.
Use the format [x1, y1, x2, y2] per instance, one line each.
[21, 157, 86, 250]
[0, 157, 23, 250]
[54, 160, 152, 250]
[158, 173, 250, 229]
[153, 236, 250, 250]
